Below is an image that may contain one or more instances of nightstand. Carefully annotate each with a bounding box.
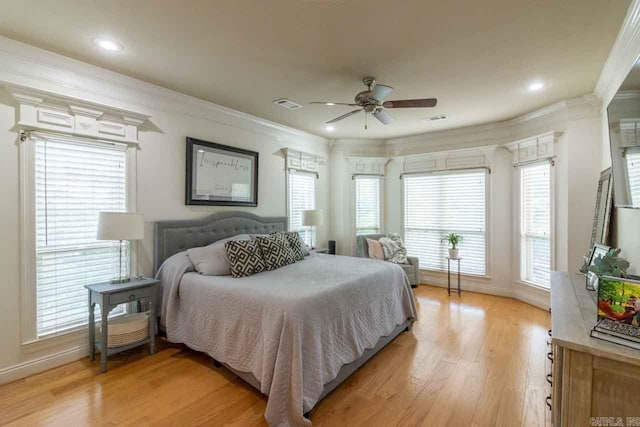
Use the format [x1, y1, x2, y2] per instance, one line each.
[85, 278, 160, 373]
[311, 248, 329, 254]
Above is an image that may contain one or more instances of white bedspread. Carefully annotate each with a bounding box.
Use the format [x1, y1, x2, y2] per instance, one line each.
[156, 253, 417, 426]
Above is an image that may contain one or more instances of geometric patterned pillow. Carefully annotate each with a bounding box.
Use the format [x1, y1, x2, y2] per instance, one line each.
[224, 239, 267, 278]
[271, 231, 304, 261]
[255, 233, 295, 270]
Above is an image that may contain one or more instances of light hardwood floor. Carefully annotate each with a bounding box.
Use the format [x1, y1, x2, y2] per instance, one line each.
[0, 286, 551, 426]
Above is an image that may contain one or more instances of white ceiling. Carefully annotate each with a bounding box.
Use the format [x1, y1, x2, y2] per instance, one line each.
[0, 0, 630, 139]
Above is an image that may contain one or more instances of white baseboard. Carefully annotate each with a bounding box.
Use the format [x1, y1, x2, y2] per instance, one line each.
[418, 269, 550, 311]
[513, 281, 551, 311]
[419, 269, 513, 298]
[0, 345, 88, 385]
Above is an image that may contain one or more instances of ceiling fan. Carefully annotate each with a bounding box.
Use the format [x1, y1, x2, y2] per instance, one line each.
[310, 76, 437, 129]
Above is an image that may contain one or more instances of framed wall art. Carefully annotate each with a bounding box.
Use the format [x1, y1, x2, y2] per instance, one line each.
[186, 137, 258, 206]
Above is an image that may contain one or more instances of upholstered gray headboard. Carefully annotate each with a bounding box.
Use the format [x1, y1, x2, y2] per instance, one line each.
[153, 211, 287, 273]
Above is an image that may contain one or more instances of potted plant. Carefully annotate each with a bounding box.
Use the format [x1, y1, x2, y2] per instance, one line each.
[579, 248, 630, 290]
[580, 248, 630, 278]
[441, 233, 462, 259]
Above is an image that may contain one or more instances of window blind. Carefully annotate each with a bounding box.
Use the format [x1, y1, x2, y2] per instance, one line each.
[288, 171, 316, 247]
[403, 171, 486, 275]
[355, 176, 381, 235]
[35, 138, 128, 337]
[627, 149, 640, 206]
[520, 162, 551, 287]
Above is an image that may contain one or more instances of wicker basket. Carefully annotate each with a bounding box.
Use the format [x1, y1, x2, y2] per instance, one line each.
[99, 313, 149, 348]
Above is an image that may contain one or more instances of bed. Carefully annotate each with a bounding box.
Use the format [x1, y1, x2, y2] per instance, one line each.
[153, 212, 417, 426]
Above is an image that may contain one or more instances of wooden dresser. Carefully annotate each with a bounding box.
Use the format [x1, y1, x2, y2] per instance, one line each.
[551, 271, 640, 426]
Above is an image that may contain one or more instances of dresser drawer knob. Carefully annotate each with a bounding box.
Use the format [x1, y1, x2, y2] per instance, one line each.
[547, 351, 554, 363]
[546, 373, 553, 386]
[129, 294, 136, 301]
[546, 395, 552, 411]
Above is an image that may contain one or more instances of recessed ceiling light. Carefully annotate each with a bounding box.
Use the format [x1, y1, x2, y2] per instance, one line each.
[325, 125, 335, 132]
[528, 81, 545, 92]
[93, 37, 123, 52]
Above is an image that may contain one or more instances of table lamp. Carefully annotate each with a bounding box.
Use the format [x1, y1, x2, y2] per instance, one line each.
[97, 212, 144, 283]
[302, 209, 323, 249]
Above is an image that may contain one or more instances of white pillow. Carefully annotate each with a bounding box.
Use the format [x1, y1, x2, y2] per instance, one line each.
[187, 234, 250, 276]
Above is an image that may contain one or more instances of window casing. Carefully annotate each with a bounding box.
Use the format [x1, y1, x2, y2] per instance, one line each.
[626, 149, 640, 206]
[34, 137, 129, 337]
[355, 176, 382, 235]
[519, 162, 551, 288]
[403, 170, 487, 275]
[287, 171, 316, 247]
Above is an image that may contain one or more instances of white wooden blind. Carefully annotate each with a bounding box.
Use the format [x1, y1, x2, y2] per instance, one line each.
[403, 170, 486, 275]
[355, 176, 381, 235]
[35, 138, 127, 337]
[520, 162, 551, 287]
[288, 171, 316, 247]
[627, 149, 640, 206]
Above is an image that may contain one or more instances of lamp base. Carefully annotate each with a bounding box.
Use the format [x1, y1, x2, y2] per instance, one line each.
[111, 277, 131, 284]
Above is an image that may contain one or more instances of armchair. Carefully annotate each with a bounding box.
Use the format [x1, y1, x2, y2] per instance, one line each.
[355, 234, 420, 288]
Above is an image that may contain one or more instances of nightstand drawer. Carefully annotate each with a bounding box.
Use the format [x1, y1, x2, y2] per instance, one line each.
[108, 287, 154, 306]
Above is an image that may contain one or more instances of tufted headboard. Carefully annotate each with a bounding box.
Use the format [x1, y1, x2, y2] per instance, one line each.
[153, 211, 287, 273]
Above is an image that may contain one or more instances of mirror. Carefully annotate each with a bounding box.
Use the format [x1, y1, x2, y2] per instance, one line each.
[607, 58, 640, 208]
[590, 168, 613, 247]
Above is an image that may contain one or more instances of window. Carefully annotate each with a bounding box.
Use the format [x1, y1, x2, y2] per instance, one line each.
[404, 170, 486, 275]
[520, 162, 551, 287]
[288, 171, 316, 247]
[626, 149, 640, 206]
[355, 176, 382, 235]
[35, 138, 128, 337]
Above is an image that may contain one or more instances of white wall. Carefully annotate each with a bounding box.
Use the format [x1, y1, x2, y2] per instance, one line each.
[0, 37, 329, 382]
[328, 98, 604, 309]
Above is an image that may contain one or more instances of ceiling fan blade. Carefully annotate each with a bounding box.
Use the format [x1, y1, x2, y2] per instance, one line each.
[310, 102, 359, 106]
[382, 98, 438, 108]
[373, 108, 394, 125]
[326, 109, 362, 124]
[371, 84, 393, 102]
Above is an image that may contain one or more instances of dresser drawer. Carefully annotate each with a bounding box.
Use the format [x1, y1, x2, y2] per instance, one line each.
[108, 287, 154, 306]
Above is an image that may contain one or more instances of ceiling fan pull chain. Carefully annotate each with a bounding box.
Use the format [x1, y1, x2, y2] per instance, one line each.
[365, 112, 368, 130]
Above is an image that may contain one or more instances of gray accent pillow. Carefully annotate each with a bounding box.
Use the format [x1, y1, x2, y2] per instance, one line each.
[271, 231, 305, 261]
[224, 239, 267, 278]
[379, 233, 409, 264]
[187, 234, 250, 276]
[255, 233, 295, 270]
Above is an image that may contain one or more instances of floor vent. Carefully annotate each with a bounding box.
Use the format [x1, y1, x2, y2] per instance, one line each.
[273, 98, 303, 110]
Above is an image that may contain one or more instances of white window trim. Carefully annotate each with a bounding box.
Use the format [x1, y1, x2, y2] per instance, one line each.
[285, 168, 318, 246]
[512, 159, 556, 290]
[19, 131, 137, 347]
[352, 174, 385, 233]
[400, 167, 492, 278]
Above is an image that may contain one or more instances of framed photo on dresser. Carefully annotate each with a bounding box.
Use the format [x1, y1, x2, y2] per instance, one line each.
[186, 137, 259, 206]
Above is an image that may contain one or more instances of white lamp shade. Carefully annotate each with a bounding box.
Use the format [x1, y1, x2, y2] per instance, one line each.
[97, 212, 144, 241]
[302, 209, 323, 226]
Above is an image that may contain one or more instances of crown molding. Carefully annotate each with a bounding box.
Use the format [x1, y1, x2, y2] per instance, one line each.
[345, 156, 390, 175]
[0, 35, 326, 146]
[505, 131, 563, 165]
[594, 0, 640, 108]
[5, 84, 150, 145]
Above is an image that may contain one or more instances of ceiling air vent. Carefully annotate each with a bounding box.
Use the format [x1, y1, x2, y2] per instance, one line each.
[423, 114, 448, 122]
[273, 98, 303, 110]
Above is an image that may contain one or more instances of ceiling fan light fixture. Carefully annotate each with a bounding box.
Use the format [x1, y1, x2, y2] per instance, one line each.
[325, 125, 335, 132]
[325, 102, 335, 106]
